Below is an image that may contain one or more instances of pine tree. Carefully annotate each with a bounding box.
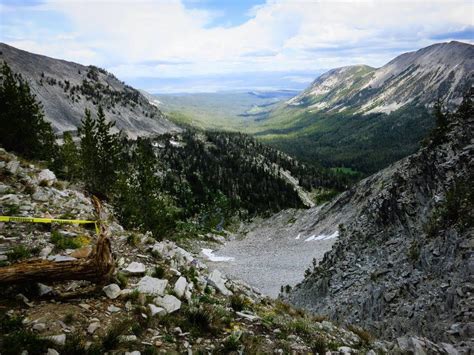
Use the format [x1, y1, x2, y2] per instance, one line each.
[78, 108, 98, 192]
[60, 132, 80, 181]
[0, 61, 58, 162]
[78, 106, 121, 196]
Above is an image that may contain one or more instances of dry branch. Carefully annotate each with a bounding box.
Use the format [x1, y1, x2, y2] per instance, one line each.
[0, 197, 115, 285]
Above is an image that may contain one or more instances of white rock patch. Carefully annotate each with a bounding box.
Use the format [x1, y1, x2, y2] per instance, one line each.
[201, 248, 235, 262]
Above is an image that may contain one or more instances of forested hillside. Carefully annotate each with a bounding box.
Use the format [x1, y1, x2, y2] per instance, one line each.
[0, 61, 351, 241]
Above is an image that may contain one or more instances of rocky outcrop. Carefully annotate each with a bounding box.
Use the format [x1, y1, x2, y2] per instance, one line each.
[287, 101, 474, 352]
[0, 42, 180, 138]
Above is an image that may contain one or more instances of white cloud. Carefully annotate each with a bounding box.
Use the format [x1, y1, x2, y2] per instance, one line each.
[1, 0, 472, 87]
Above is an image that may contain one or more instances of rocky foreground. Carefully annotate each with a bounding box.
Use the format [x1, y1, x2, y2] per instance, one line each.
[0, 147, 434, 354]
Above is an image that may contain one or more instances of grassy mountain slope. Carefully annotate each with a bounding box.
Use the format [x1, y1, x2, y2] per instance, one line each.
[249, 41, 474, 174]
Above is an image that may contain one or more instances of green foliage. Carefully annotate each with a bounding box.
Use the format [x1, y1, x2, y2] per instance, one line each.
[127, 233, 141, 247]
[222, 333, 241, 353]
[229, 294, 246, 312]
[425, 178, 474, 237]
[114, 138, 180, 239]
[78, 106, 122, 196]
[407, 240, 420, 263]
[262, 104, 434, 175]
[347, 324, 373, 345]
[59, 132, 81, 180]
[0, 330, 55, 355]
[50, 230, 89, 250]
[152, 265, 165, 279]
[311, 336, 328, 355]
[7, 245, 32, 262]
[0, 314, 23, 333]
[63, 313, 75, 325]
[116, 272, 129, 288]
[184, 304, 213, 334]
[0, 62, 59, 164]
[101, 319, 133, 350]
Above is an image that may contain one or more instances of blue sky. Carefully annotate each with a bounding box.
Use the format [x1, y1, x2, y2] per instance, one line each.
[0, 0, 473, 93]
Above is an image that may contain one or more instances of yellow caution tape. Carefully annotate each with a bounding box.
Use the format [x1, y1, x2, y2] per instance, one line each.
[0, 216, 100, 235]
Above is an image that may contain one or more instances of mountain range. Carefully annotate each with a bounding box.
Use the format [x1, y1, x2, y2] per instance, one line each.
[0, 43, 180, 138]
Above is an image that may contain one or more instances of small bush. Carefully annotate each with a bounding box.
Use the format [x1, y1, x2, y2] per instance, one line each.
[407, 240, 420, 263]
[0, 330, 54, 355]
[101, 319, 133, 350]
[311, 336, 327, 354]
[222, 333, 241, 353]
[127, 233, 141, 247]
[347, 324, 373, 345]
[185, 304, 212, 334]
[38, 179, 49, 187]
[116, 272, 129, 288]
[152, 266, 165, 278]
[23, 184, 36, 194]
[0, 314, 23, 333]
[7, 245, 31, 262]
[64, 313, 75, 325]
[229, 294, 245, 312]
[50, 230, 89, 250]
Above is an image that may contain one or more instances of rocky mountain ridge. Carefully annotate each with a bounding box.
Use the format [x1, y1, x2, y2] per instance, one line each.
[287, 41, 473, 115]
[0, 43, 180, 138]
[285, 96, 474, 353]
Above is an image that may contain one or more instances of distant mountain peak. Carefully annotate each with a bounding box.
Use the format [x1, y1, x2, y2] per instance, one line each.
[287, 41, 474, 115]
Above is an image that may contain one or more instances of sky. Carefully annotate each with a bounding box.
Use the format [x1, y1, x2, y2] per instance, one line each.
[0, 0, 473, 93]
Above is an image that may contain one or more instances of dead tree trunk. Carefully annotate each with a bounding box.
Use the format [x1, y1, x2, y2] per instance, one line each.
[0, 197, 114, 285]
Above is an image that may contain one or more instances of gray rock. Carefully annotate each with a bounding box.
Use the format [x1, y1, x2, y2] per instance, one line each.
[118, 335, 137, 343]
[124, 261, 146, 274]
[32, 323, 46, 332]
[208, 270, 232, 296]
[6, 160, 20, 174]
[47, 349, 60, 355]
[107, 305, 121, 313]
[174, 276, 188, 298]
[0, 194, 20, 205]
[39, 246, 53, 259]
[37, 283, 53, 296]
[148, 304, 166, 317]
[87, 322, 100, 334]
[46, 334, 66, 346]
[137, 276, 168, 296]
[154, 295, 181, 314]
[32, 190, 49, 202]
[38, 169, 56, 186]
[103, 284, 121, 299]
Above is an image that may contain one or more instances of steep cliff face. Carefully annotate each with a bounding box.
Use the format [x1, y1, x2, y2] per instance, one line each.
[286, 97, 474, 352]
[0, 43, 180, 138]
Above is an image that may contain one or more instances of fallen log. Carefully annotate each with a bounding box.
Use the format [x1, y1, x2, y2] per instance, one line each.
[0, 197, 114, 285]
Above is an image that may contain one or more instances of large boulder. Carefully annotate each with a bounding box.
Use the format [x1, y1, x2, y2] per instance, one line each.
[137, 276, 168, 296]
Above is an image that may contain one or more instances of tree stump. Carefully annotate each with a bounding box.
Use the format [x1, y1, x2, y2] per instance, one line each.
[0, 197, 115, 285]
